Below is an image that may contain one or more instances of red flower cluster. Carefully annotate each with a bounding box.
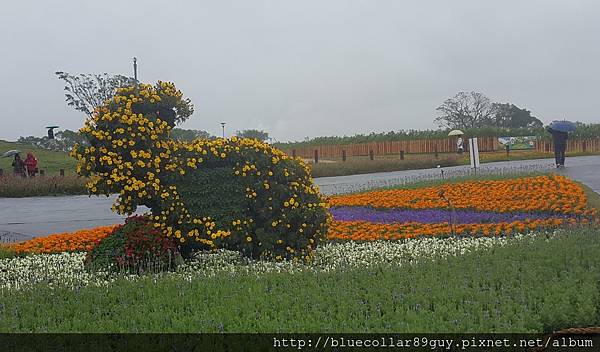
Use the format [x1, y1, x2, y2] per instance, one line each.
[85, 215, 179, 271]
[120, 216, 179, 262]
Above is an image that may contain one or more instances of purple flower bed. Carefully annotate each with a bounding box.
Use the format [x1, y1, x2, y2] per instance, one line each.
[330, 206, 568, 224]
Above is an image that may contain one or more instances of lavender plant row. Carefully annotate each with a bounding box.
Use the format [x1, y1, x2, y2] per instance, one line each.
[329, 206, 569, 224]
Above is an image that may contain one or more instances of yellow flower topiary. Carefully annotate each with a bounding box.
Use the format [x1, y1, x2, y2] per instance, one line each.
[72, 81, 330, 261]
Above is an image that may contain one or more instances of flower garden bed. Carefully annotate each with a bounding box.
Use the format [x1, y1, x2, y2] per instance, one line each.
[3, 175, 598, 256]
[2, 228, 600, 333]
[328, 174, 597, 240]
[1, 173, 599, 332]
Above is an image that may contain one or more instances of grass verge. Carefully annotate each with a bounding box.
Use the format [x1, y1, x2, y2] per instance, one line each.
[310, 154, 462, 178]
[1, 227, 599, 332]
[462, 150, 599, 164]
[309, 150, 600, 178]
[0, 246, 16, 259]
[0, 175, 88, 198]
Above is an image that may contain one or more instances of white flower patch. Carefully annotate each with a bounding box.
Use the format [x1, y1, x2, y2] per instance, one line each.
[0, 252, 102, 291]
[0, 231, 559, 291]
[174, 249, 310, 280]
[312, 233, 542, 270]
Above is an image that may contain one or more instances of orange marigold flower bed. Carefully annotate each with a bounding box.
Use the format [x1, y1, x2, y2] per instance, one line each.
[329, 174, 588, 215]
[327, 218, 568, 241]
[326, 174, 599, 241]
[9, 225, 118, 254]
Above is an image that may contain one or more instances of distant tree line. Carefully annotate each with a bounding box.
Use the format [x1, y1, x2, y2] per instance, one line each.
[274, 123, 600, 149]
[236, 129, 270, 141]
[170, 128, 214, 142]
[18, 130, 89, 152]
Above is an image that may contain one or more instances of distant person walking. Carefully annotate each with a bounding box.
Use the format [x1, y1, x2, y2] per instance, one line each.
[24, 152, 38, 177]
[12, 154, 25, 177]
[456, 137, 464, 154]
[548, 127, 568, 168]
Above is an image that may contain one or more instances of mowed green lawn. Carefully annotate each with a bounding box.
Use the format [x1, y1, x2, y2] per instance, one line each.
[0, 140, 76, 176]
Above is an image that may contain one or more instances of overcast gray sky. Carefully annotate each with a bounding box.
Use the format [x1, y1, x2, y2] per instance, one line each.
[1, 0, 599, 142]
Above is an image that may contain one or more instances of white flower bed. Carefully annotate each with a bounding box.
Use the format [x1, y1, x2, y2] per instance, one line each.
[313, 233, 539, 270]
[0, 231, 557, 291]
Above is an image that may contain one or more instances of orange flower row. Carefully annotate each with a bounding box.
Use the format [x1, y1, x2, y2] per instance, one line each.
[329, 175, 590, 215]
[9, 225, 118, 254]
[326, 218, 580, 241]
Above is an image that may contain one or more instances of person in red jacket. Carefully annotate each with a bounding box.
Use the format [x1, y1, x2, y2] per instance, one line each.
[24, 152, 38, 177]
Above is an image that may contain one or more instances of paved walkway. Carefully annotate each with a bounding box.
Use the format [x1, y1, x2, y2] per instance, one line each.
[1, 156, 599, 241]
[315, 155, 600, 195]
[0, 196, 147, 241]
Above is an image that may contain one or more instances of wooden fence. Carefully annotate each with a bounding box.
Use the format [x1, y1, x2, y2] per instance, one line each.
[534, 138, 600, 154]
[282, 137, 600, 159]
[283, 137, 498, 159]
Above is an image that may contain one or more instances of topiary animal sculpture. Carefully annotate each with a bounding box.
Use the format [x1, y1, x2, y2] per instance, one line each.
[72, 82, 330, 261]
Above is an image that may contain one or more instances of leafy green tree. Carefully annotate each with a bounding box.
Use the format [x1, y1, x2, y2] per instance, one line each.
[491, 103, 543, 128]
[55, 71, 136, 116]
[171, 128, 213, 142]
[236, 129, 270, 141]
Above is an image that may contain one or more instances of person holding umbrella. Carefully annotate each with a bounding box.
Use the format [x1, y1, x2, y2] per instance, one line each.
[547, 120, 576, 168]
[1, 150, 25, 177]
[12, 153, 25, 177]
[448, 130, 464, 154]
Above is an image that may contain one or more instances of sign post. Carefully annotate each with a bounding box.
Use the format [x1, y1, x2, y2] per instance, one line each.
[469, 137, 480, 172]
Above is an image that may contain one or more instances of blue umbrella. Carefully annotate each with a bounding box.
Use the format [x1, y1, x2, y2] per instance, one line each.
[549, 120, 577, 132]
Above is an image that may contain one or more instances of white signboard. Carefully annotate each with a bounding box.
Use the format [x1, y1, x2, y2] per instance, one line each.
[469, 138, 480, 169]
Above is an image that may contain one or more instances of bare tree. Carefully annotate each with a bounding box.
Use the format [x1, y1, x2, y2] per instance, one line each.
[55, 72, 136, 117]
[435, 92, 497, 130]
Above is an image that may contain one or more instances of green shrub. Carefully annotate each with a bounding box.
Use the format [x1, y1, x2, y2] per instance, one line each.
[163, 138, 331, 261]
[85, 216, 180, 273]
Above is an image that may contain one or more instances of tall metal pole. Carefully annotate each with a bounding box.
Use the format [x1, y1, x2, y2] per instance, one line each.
[133, 57, 138, 83]
[221, 122, 226, 138]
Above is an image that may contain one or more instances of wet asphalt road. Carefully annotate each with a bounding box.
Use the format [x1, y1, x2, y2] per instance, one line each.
[1, 156, 598, 240]
[315, 155, 600, 195]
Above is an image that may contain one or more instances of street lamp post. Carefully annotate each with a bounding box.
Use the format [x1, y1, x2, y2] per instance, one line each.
[221, 122, 226, 138]
[133, 57, 138, 83]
